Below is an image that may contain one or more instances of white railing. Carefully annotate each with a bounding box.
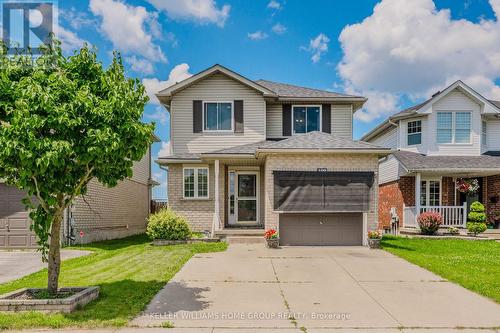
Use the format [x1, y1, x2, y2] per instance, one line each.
[403, 203, 467, 228]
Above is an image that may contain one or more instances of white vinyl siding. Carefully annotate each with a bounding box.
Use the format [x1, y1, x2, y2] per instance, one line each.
[486, 119, 500, 150]
[170, 73, 266, 154]
[266, 104, 282, 138]
[370, 126, 398, 149]
[378, 155, 401, 185]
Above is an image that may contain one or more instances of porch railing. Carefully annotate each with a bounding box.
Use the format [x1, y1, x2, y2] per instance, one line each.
[403, 203, 467, 228]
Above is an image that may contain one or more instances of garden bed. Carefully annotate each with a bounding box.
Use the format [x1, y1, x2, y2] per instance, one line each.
[153, 238, 220, 246]
[399, 234, 493, 241]
[0, 287, 99, 313]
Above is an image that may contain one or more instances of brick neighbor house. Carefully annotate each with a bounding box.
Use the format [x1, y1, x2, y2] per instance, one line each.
[155, 64, 391, 246]
[362, 80, 500, 231]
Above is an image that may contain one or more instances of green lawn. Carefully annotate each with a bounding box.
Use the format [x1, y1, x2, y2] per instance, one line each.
[0, 235, 227, 330]
[382, 235, 500, 303]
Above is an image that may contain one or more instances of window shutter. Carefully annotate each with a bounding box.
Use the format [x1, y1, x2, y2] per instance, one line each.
[322, 104, 331, 134]
[234, 100, 244, 133]
[282, 104, 292, 136]
[193, 100, 202, 133]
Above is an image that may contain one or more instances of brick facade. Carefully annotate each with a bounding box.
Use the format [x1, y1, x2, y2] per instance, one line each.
[378, 181, 404, 229]
[486, 175, 500, 222]
[441, 177, 455, 206]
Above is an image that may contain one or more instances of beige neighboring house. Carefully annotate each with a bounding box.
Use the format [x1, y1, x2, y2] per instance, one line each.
[0, 139, 159, 248]
[156, 64, 391, 246]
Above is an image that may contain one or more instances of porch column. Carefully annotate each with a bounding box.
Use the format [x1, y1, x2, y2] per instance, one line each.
[212, 159, 221, 236]
[415, 173, 421, 219]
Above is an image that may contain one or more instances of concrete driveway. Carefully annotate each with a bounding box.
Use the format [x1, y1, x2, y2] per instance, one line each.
[0, 249, 91, 284]
[134, 245, 500, 332]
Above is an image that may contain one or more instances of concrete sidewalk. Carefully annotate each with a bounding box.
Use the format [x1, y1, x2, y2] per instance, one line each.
[130, 244, 500, 331]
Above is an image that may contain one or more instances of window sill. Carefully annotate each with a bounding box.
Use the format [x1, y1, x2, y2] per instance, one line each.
[437, 143, 473, 146]
[181, 197, 212, 201]
[201, 131, 235, 135]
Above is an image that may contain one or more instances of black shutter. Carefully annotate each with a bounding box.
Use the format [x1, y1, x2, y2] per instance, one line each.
[234, 100, 244, 133]
[282, 104, 292, 136]
[322, 104, 331, 133]
[193, 100, 202, 133]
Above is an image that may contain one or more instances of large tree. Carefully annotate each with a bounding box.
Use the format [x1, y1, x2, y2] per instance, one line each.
[0, 41, 154, 294]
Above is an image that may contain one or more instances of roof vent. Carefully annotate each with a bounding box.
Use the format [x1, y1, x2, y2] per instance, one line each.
[431, 90, 441, 98]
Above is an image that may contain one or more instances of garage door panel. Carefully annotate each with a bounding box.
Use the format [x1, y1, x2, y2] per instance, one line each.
[7, 234, 29, 247]
[8, 217, 30, 230]
[280, 213, 362, 246]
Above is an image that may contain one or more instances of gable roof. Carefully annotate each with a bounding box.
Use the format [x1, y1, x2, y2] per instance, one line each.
[155, 64, 366, 106]
[361, 80, 500, 142]
[393, 150, 500, 172]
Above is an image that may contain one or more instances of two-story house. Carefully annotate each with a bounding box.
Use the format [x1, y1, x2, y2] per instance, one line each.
[156, 64, 391, 246]
[362, 80, 500, 230]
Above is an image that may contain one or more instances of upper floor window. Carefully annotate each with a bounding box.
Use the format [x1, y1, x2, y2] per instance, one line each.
[183, 167, 209, 199]
[293, 106, 321, 134]
[482, 121, 487, 146]
[204, 102, 233, 131]
[407, 120, 422, 146]
[437, 112, 471, 144]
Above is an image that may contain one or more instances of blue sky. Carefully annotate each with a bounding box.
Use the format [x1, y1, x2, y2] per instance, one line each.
[37, 0, 500, 198]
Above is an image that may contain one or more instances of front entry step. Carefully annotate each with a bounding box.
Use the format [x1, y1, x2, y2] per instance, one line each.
[226, 236, 265, 244]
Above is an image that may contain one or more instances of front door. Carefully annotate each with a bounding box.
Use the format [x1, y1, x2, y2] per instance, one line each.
[228, 171, 259, 226]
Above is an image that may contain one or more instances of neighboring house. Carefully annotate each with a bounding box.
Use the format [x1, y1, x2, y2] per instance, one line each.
[0, 140, 159, 248]
[362, 80, 500, 230]
[155, 64, 391, 246]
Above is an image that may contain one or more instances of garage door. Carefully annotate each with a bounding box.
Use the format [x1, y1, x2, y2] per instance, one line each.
[279, 213, 362, 246]
[0, 184, 37, 248]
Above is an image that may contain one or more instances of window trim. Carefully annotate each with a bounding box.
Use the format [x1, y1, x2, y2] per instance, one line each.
[407, 120, 422, 146]
[183, 166, 210, 199]
[291, 105, 322, 135]
[202, 101, 234, 133]
[420, 178, 442, 207]
[436, 111, 472, 145]
[482, 120, 487, 147]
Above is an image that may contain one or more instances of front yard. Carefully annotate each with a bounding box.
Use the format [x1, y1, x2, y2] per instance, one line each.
[0, 235, 227, 330]
[382, 235, 500, 303]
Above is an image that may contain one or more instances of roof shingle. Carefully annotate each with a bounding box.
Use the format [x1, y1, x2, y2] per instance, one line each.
[394, 150, 500, 171]
[256, 80, 362, 99]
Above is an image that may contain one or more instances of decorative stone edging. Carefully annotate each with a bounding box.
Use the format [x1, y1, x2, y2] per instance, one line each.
[153, 238, 220, 246]
[0, 286, 100, 313]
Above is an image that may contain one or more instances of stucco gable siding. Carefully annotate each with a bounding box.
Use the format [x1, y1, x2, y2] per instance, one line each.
[171, 73, 266, 154]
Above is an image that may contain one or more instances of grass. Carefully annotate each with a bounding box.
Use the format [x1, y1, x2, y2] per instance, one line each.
[382, 235, 500, 303]
[0, 234, 227, 330]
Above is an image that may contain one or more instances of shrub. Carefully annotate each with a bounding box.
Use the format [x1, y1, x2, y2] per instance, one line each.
[447, 227, 460, 235]
[417, 211, 443, 235]
[146, 209, 191, 240]
[467, 201, 487, 236]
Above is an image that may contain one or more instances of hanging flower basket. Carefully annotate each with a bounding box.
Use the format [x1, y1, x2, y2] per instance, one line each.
[455, 178, 479, 195]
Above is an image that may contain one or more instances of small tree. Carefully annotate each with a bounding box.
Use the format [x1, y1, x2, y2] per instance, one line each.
[467, 201, 487, 236]
[0, 41, 154, 294]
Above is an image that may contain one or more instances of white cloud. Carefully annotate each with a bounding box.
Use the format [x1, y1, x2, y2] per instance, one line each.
[267, 0, 282, 10]
[303, 33, 330, 63]
[158, 141, 171, 158]
[248, 31, 268, 40]
[89, 0, 166, 62]
[145, 106, 168, 125]
[142, 63, 193, 104]
[60, 7, 96, 30]
[125, 56, 155, 75]
[338, 0, 500, 121]
[57, 26, 87, 52]
[271, 23, 287, 35]
[147, 0, 230, 27]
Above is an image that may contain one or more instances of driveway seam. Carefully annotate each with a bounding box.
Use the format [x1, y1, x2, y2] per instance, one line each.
[326, 251, 403, 327]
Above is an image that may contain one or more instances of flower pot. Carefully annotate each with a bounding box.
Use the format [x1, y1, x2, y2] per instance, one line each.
[368, 238, 381, 249]
[266, 238, 279, 248]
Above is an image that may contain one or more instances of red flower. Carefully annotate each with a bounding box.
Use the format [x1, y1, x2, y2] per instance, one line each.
[264, 229, 278, 239]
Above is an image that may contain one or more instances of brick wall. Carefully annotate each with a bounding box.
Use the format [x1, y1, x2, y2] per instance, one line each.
[400, 176, 416, 206]
[264, 153, 380, 232]
[442, 177, 455, 206]
[486, 175, 500, 218]
[378, 181, 404, 229]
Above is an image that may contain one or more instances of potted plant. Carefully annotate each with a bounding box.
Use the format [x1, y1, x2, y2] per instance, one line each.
[455, 178, 480, 195]
[467, 201, 487, 236]
[367, 231, 381, 249]
[264, 229, 279, 248]
[417, 211, 443, 235]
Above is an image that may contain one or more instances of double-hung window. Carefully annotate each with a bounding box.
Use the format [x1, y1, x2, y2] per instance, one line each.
[407, 120, 422, 146]
[183, 167, 209, 199]
[204, 102, 233, 131]
[293, 106, 321, 134]
[437, 111, 471, 144]
[420, 180, 440, 207]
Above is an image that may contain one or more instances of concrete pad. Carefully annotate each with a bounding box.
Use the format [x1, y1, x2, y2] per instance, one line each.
[308, 329, 402, 333]
[280, 281, 399, 328]
[271, 257, 352, 283]
[134, 281, 293, 328]
[0, 249, 91, 284]
[362, 281, 500, 328]
[212, 329, 300, 333]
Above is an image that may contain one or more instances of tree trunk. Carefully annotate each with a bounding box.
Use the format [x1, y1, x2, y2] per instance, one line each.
[47, 213, 62, 295]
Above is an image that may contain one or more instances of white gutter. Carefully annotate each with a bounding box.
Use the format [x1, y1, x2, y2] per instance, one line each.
[256, 148, 393, 156]
[156, 158, 202, 164]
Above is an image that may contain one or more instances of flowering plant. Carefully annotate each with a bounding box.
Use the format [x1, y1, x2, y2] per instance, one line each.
[417, 211, 443, 235]
[264, 229, 279, 239]
[455, 178, 479, 195]
[368, 231, 381, 239]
